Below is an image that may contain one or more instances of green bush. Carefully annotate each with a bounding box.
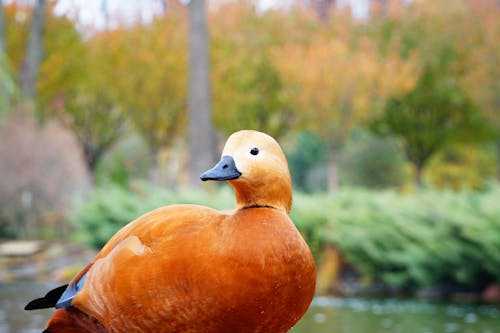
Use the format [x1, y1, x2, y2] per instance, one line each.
[286, 131, 328, 192]
[294, 185, 500, 290]
[339, 135, 407, 189]
[71, 182, 500, 290]
[94, 136, 151, 186]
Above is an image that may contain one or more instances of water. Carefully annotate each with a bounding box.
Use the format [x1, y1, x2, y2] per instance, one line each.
[1, 283, 499, 333]
[292, 297, 500, 333]
[0, 282, 56, 333]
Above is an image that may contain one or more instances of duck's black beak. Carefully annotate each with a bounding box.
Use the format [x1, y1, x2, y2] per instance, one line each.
[200, 155, 242, 181]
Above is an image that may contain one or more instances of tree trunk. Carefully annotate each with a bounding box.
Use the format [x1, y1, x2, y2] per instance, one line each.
[414, 162, 424, 188]
[380, 0, 389, 17]
[160, 0, 168, 14]
[0, 2, 10, 111]
[314, 0, 336, 23]
[372, 0, 389, 17]
[496, 140, 500, 182]
[20, 0, 47, 102]
[187, 0, 215, 188]
[0, 2, 6, 54]
[149, 148, 161, 185]
[101, 0, 109, 31]
[327, 148, 339, 194]
[83, 142, 106, 174]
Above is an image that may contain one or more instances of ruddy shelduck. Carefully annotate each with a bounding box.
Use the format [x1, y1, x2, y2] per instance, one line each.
[26, 130, 316, 333]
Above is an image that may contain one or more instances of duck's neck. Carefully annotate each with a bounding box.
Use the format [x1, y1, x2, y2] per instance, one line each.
[231, 179, 292, 214]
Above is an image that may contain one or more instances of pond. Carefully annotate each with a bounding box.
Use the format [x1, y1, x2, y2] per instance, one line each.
[1, 282, 499, 333]
[292, 297, 500, 333]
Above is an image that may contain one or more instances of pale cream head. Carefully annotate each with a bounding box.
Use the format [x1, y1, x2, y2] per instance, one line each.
[222, 130, 293, 213]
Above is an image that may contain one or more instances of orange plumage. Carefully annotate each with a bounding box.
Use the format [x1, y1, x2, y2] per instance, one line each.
[26, 130, 316, 333]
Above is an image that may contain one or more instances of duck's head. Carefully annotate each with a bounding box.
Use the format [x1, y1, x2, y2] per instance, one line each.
[200, 130, 292, 213]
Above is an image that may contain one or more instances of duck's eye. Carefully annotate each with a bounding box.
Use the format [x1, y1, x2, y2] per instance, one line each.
[250, 147, 259, 156]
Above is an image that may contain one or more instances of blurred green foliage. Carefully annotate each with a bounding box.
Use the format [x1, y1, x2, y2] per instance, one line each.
[72, 183, 500, 290]
[339, 134, 407, 189]
[0, 52, 15, 113]
[287, 131, 408, 191]
[287, 131, 328, 192]
[93, 135, 151, 187]
[425, 143, 497, 191]
[299, 186, 500, 290]
[213, 50, 290, 139]
[372, 66, 486, 185]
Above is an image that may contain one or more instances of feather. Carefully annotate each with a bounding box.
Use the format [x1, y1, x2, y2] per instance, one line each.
[25, 284, 68, 310]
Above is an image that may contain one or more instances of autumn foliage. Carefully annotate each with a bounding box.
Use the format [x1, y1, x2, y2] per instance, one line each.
[0, 0, 499, 237]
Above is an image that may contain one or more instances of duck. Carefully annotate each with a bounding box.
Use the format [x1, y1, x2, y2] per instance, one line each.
[25, 130, 316, 333]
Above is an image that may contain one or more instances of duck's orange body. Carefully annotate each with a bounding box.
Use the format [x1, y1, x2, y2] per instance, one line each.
[27, 130, 316, 333]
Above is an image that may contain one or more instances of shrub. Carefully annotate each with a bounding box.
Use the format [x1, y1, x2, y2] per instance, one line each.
[0, 114, 91, 239]
[94, 136, 151, 186]
[339, 136, 407, 189]
[297, 185, 500, 290]
[286, 131, 328, 192]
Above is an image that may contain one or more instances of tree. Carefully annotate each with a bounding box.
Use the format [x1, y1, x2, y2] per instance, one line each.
[211, 3, 292, 139]
[312, 0, 336, 22]
[187, 0, 215, 188]
[111, 13, 188, 183]
[459, 0, 500, 180]
[160, 0, 168, 14]
[33, 6, 123, 174]
[0, 2, 14, 113]
[4, 2, 123, 174]
[372, 66, 481, 186]
[101, 0, 109, 31]
[5, 1, 124, 175]
[277, 29, 414, 193]
[368, 0, 497, 185]
[4, 3, 29, 73]
[371, 0, 389, 17]
[213, 52, 289, 138]
[20, 0, 46, 102]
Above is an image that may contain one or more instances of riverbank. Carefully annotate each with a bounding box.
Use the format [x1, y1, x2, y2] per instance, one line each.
[0, 240, 96, 283]
[315, 246, 500, 305]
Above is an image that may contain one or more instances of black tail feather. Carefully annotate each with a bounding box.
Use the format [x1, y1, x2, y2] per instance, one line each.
[25, 284, 68, 310]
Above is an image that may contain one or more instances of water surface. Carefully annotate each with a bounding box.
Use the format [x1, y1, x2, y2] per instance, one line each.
[0, 282, 56, 333]
[292, 297, 500, 333]
[1, 282, 499, 333]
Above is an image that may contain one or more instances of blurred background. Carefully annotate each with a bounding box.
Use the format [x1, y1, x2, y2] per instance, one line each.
[0, 0, 499, 332]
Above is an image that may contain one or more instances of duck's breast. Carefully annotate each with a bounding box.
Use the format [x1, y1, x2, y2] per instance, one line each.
[205, 208, 316, 332]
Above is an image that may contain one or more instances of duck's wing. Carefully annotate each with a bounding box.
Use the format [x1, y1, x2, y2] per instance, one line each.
[24, 213, 147, 313]
[53, 205, 217, 328]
